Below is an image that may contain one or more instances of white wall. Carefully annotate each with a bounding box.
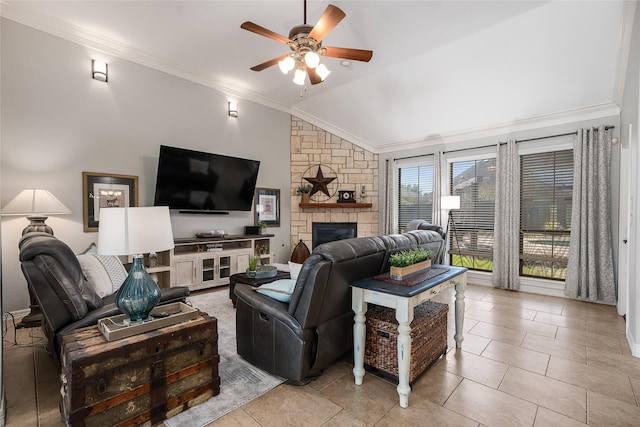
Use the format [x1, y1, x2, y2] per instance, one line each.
[621, 2, 640, 357]
[0, 19, 292, 313]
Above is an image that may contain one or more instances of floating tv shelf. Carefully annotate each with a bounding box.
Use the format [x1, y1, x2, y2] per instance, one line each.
[299, 202, 372, 209]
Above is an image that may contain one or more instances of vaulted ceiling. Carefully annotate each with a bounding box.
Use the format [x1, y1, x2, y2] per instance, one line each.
[1, 1, 631, 152]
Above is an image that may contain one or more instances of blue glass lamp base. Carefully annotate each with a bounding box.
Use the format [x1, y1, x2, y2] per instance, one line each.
[115, 256, 161, 323]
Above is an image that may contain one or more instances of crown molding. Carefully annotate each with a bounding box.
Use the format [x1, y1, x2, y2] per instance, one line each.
[373, 102, 621, 154]
[291, 102, 620, 155]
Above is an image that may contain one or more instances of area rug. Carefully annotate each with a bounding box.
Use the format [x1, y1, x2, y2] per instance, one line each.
[165, 289, 284, 427]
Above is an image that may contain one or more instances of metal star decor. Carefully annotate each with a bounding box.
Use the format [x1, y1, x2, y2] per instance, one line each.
[303, 165, 336, 197]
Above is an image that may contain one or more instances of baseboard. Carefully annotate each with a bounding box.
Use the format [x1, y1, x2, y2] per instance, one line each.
[5, 308, 30, 323]
[466, 271, 567, 298]
[627, 329, 640, 358]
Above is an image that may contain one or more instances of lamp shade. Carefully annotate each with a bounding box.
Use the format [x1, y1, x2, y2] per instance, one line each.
[98, 206, 174, 256]
[1, 189, 71, 216]
[441, 195, 461, 210]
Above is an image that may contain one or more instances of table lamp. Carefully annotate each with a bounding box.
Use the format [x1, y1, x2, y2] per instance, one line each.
[98, 206, 174, 323]
[1, 189, 71, 235]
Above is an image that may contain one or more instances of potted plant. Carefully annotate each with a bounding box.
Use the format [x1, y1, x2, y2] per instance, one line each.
[297, 184, 312, 203]
[258, 243, 269, 255]
[389, 248, 433, 280]
[257, 221, 267, 234]
[248, 255, 260, 272]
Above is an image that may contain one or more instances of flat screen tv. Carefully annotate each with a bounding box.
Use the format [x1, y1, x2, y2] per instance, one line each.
[154, 145, 260, 212]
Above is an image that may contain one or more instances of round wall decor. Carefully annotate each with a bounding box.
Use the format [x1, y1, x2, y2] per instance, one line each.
[301, 164, 339, 202]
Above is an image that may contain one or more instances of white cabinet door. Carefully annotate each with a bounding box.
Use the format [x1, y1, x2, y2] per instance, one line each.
[234, 248, 253, 273]
[174, 257, 197, 289]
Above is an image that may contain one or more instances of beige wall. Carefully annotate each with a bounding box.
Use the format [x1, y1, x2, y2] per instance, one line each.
[290, 117, 379, 249]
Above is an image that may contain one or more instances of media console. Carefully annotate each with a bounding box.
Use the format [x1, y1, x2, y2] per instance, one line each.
[143, 234, 274, 292]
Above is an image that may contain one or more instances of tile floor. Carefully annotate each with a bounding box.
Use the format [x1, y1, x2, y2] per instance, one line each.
[3, 284, 640, 426]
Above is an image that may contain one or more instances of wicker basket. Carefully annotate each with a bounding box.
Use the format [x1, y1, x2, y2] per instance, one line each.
[364, 300, 448, 384]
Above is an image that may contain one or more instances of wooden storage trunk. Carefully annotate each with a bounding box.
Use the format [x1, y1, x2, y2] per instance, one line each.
[364, 301, 448, 384]
[60, 314, 220, 427]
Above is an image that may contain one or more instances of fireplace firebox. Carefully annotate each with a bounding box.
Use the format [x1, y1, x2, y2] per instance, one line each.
[312, 222, 357, 248]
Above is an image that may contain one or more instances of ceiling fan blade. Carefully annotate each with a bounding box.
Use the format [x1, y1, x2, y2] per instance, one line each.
[250, 54, 290, 71]
[323, 47, 373, 62]
[308, 5, 346, 42]
[306, 66, 322, 85]
[241, 21, 292, 44]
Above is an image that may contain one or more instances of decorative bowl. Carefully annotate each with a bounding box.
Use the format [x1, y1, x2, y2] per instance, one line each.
[246, 265, 278, 278]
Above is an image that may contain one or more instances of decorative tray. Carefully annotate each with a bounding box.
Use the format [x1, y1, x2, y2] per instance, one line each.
[97, 302, 199, 342]
[246, 265, 278, 278]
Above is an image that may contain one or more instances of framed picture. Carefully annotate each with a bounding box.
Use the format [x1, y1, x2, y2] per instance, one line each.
[83, 172, 138, 232]
[254, 188, 280, 227]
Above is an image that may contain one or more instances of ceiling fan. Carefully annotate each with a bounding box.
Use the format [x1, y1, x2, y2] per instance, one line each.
[240, 1, 373, 86]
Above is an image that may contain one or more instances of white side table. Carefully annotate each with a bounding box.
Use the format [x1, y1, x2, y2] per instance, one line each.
[351, 265, 467, 408]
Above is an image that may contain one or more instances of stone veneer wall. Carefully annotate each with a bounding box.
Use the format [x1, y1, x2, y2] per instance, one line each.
[290, 116, 379, 249]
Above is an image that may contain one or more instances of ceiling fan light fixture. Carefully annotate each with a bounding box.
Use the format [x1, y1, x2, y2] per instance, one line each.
[241, 2, 372, 87]
[278, 56, 295, 74]
[304, 51, 320, 68]
[293, 68, 306, 85]
[316, 64, 331, 81]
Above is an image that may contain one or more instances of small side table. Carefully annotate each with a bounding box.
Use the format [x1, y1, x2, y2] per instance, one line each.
[229, 270, 290, 307]
[351, 265, 467, 408]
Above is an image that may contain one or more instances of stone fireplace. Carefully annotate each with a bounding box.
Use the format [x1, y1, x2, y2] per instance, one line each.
[290, 116, 380, 250]
[312, 222, 357, 248]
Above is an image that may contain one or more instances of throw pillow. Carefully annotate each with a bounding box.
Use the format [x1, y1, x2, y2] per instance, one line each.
[79, 242, 98, 254]
[77, 254, 113, 298]
[288, 261, 303, 281]
[254, 279, 296, 303]
[76, 254, 128, 297]
[94, 255, 128, 292]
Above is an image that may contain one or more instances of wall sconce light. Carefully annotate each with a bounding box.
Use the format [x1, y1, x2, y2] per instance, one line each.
[228, 101, 238, 117]
[92, 59, 108, 82]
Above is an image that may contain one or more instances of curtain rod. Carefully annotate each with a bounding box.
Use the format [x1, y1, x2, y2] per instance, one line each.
[516, 125, 615, 143]
[393, 125, 615, 160]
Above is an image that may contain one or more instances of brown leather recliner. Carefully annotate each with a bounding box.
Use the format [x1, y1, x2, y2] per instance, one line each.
[234, 229, 444, 383]
[18, 232, 190, 365]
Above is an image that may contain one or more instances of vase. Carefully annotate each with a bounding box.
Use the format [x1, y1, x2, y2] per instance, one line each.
[301, 193, 310, 204]
[115, 256, 161, 323]
[389, 260, 432, 280]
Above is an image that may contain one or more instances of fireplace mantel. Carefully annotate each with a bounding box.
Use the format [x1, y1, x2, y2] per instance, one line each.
[299, 202, 372, 209]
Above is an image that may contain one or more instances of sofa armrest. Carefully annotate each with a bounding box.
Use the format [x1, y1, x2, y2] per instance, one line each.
[234, 283, 304, 333]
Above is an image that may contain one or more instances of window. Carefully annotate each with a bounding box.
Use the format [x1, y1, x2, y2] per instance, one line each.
[397, 162, 433, 231]
[449, 158, 496, 271]
[519, 150, 573, 280]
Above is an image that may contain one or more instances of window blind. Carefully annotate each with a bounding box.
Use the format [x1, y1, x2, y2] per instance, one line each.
[449, 158, 496, 270]
[519, 150, 573, 280]
[397, 164, 433, 231]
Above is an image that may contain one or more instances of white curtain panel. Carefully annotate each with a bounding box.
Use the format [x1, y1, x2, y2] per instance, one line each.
[432, 151, 445, 227]
[492, 141, 520, 290]
[565, 127, 616, 303]
[383, 159, 395, 234]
